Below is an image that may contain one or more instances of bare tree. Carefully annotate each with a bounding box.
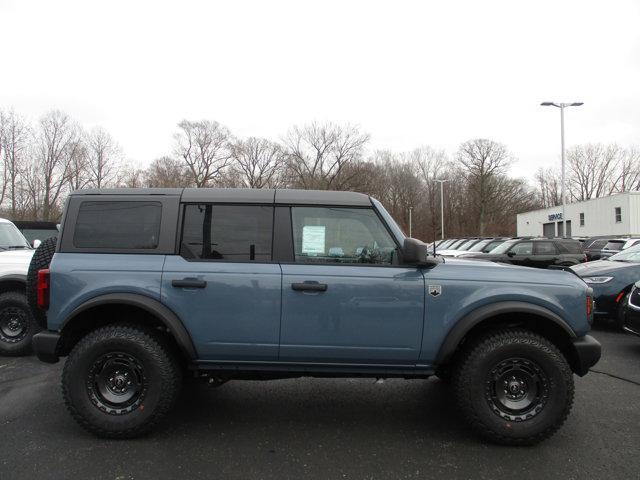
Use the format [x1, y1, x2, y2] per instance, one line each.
[173, 120, 232, 187]
[85, 127, 121, 188]
[283, 122, 370, 190]
[611, 146, 640, 193]
[0, 110, 31, 215]
[457, 139, 512, 236]
[66, 137, 90, 191]
[534, 167, 561, 208]
[145, 156, 192, 188]
[566, 144, 620, 201]
[117, 162, 146, 188]
[32, 110, 81, 220]
[230, 137, 285, 188]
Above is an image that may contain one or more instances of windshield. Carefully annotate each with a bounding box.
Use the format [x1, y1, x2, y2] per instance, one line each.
[0, 223, 31, 249]
[468, 239, 491, 252]
[438, 239, 456, 249]
[609, 244, 640, 262]
[370, 198, 405, 244]
[448, 239, 467, 250]
[488, 239, 518, 254]
[604, 241, 625, 251]
[457, 239, 479, 251]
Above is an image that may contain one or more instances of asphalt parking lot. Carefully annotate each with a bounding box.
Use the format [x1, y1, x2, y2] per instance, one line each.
[1, 327, 639, 480]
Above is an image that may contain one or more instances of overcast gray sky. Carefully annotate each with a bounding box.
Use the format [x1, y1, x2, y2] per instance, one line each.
[1, 0, 639, 180]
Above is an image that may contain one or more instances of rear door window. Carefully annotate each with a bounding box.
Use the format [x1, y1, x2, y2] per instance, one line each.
[73, 201, 162, 249]
[534, 242, 557, 255]
[180, 204, 273, 261]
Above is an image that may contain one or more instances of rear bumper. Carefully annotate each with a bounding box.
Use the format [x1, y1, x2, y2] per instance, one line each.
[32, 331, 61, 363]
[571, 335, 601, 376]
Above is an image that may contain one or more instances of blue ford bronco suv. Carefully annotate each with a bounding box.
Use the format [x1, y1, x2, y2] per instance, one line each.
[31, 188, 601, 445]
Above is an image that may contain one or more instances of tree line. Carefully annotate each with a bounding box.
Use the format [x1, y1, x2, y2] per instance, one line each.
[1, 108, 638, 240]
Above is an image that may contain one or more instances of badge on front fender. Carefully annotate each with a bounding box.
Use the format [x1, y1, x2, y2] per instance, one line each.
[428, 285, 442, 297]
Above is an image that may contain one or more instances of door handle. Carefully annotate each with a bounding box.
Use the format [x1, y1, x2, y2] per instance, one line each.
[292, 282, 328, 292]
[172, 278, 207, 289]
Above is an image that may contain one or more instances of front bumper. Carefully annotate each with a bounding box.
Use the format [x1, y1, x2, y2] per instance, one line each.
[571, 335, 602, 376]
[623, 311, 640, 336]
[32, 331, 61, 363]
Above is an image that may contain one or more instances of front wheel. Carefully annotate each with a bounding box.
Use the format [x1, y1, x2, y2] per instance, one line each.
[452, 329, 574, 446]
[62, 324, 182, 438]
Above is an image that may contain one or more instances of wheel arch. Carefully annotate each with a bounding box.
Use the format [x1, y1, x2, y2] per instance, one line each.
[0, 275, 27, 295]
[59, 293, 197, 361]
[436, 301, 579, 371]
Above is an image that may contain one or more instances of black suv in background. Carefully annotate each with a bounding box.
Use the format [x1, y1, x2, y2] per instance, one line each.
[463, 238, 586, 268]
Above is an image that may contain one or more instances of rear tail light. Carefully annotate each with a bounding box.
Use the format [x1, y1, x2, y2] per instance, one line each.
[37, 269, 50, 310]
[586, 294, 593, 316]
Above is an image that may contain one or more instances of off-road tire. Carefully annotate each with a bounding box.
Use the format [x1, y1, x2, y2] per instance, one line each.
[452, 329, 574, 446]
[0, 291, 40, 356]
[26, 236, 57, 328]
[62, 324, 182, 439]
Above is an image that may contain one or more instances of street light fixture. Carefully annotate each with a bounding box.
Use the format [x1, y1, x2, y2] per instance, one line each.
[540, 101, 583, 237]
[435, 179, 449, 240]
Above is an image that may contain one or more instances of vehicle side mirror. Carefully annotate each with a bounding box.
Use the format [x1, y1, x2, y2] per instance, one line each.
[402, 238, 431, 266]
[32, 239, 41, 249]
[507, 250, 515, 257]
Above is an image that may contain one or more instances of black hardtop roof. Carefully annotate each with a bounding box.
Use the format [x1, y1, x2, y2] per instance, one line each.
[71, 188, 372, 206]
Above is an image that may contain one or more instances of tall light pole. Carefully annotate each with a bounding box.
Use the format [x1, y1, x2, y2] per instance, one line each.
[435, 179, 449, 240]
[540, 101, 583, 237]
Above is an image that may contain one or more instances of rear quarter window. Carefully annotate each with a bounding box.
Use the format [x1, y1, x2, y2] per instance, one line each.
[556, 241, 583, 254]
[73, 201, 162, 249]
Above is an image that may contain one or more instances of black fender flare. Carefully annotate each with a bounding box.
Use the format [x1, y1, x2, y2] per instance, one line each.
[435, 301, 576, 365]
[61, 293, 197, 360]
[0, 274, 27, 283]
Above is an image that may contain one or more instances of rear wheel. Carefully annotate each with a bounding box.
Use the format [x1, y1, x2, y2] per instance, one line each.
[452, 329, 574, 446]
[0, 291, 40, 356]
[62, 324, 182, 438]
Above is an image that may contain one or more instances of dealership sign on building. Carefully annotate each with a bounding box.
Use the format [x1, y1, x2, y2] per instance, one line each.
[548, 213, 563, 221]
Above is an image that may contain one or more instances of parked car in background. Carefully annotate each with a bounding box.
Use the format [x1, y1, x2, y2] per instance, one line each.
[440, 237, 507, 257]
[622, 281, 640, 336]
[0, 218, 32, 252]
[0, 218, 38, 355]
[583, 238, 611, 261]
[463, 237, 585, 268]
[436, 238, 468, 252]
[572, 244, 640, 328]
[600, 238, 640, 259]
[455, 238, 508, 257]
[436, 237, 483, 256]
[12, 221, 59, 247]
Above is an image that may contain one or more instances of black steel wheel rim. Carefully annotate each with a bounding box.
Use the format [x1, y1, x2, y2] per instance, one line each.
[485, 357, 549, 421]
[87, 352, 148, 415]
[0, 306, 28, 343]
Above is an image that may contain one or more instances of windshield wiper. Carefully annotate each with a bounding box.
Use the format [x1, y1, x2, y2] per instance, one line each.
[6, 245, 29, 250]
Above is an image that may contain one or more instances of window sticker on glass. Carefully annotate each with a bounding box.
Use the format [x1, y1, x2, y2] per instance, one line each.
[302, 225, 325, 255]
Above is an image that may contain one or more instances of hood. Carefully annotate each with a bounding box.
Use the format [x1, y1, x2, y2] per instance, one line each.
[0, 249, 35, 265]
[570, 259, 640, 276]
[440, 257, 585, 288]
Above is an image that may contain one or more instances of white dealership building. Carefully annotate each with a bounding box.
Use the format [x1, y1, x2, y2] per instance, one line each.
[516, 191, 640, 238]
